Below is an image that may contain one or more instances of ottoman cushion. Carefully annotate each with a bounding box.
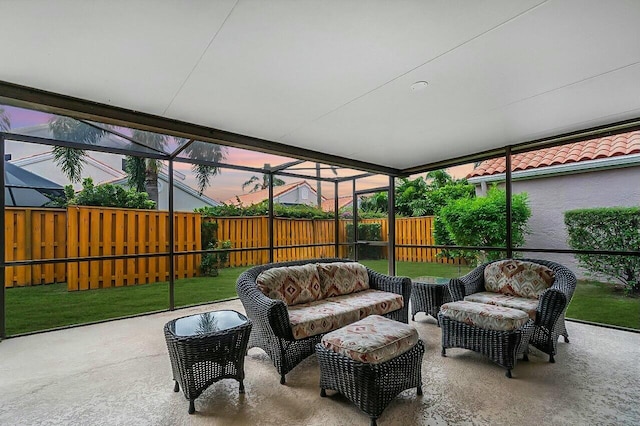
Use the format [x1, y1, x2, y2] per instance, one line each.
[320, 315, 419, 364]
[440, 301, 529, 331]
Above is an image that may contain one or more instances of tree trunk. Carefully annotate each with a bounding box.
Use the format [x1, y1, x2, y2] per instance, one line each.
[145, 169, 159, 209]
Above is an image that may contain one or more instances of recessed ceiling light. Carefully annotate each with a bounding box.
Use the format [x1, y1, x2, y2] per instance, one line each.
[410, 81, 429, 92]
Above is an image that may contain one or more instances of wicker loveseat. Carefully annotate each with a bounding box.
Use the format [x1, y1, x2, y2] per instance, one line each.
[236, 258, 411, 384]
[447, 258, 576, 363]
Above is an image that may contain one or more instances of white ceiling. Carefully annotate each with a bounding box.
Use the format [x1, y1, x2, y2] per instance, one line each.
[2, 0, 640, 171]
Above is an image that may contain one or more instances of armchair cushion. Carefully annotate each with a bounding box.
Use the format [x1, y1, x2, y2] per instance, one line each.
[317, 262, 369, 297]
[464, 292, 538, 320]
[484, 259, 555, 299]
[256, 264, 322, 305]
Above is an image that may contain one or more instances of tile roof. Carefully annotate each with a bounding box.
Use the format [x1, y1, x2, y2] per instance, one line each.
[468, 131, 640, 178]
[321, 196, 353, 212]
[224, 180, 320, 206]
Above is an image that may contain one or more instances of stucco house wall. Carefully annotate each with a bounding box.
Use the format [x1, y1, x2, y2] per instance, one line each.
[274, 184, 315, 206]
[474, 166, 640, 279]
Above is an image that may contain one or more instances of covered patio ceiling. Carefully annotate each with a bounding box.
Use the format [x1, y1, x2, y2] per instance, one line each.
[2, 1, 640, 174]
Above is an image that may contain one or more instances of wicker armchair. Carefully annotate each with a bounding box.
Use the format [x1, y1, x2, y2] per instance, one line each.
[236, 258, 411, 384]
[448, 258, 576, 362]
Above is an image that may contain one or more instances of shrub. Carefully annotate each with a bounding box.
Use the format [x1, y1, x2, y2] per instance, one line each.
[48, 178, 156, 209]
[565, 207, 640, 296]
[346, 223, 383, 259]
[195, 202, 333, 219]
[200, 240, 232, 277]
[437, 186, 531, 265]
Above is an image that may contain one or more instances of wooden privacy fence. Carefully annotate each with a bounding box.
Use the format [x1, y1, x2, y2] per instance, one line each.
[4, 207, 201, 291]
[4, 208, 67, 287]
[4, 209, 457, 290]
[212, 217, 351, 266]
[210, 216, 458, 267]
[66, 207, 201, 291]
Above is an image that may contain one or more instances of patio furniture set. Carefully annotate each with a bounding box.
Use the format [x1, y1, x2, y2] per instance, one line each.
[164, 257, 576, 424]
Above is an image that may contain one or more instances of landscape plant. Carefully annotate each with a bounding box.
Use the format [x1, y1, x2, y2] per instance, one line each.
[436, 186, 531, 265]
[565, 207, 640, 296]
[48, 177, 156, 209]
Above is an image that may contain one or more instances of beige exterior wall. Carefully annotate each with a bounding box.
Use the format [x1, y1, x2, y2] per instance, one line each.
[475, 166, 640, 279]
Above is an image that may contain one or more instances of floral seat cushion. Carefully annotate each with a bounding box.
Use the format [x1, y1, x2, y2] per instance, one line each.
[484, 260, 555, 299]
[256, 264, 321, 305]
[321, 315, 419, 364]
[288, 290, 404, 340]
[440, 300, 530, 331]
[464, 292, 539, 320]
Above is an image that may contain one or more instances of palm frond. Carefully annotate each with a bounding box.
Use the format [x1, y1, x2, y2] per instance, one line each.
[124, 156, 146, 192]
[52, 146, 86, 183]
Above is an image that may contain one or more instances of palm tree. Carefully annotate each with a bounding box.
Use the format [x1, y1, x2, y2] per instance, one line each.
[0, 106, 10, 132]
[49, 117, 109, 183]
[241, 174, 286, 193]
[48, 117, 226, 206]
[124, 130, 168, 205]
[242, 164, 286, 193]
[182, 141, 227, 195]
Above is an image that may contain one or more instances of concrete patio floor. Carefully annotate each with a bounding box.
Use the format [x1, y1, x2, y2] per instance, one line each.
[1, 298, 638, 426]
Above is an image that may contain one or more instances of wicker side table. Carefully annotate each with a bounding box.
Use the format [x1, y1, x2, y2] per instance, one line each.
[164, 310, 252, 414]
[411, 276, 451, 322]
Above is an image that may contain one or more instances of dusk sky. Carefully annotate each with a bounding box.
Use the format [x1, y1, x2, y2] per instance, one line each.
[2, 104, 471, 202]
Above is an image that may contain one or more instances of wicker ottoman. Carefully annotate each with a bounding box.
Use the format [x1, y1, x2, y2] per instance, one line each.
[315, 315, 424, 426]
[438, 301, 534, 378]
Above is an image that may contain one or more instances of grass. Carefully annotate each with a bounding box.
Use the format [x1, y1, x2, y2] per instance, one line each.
[5, 260, 638, 336]
[567, 280, 639, 329]
[5, 266, 247, 336]
[359, 259, 473, 279]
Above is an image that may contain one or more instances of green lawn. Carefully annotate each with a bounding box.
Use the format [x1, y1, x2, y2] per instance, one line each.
[5, 266, 246, 336]
[567, 280, 639, 329]
[360, 259, 473, 279]
[5, 261, 638, 336]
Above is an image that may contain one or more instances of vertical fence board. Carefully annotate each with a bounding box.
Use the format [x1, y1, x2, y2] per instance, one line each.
[67, 208, 79, 291]
[114, 209, 125, 287]
[158, 213, 168, 282]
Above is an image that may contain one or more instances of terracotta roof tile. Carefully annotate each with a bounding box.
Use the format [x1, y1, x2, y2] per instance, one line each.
[321, 196, 353, 212]
[468, 130, 640, 178]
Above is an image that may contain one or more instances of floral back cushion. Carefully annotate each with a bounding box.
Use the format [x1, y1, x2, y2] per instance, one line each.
[256, 264, 322, 305]
[317, 262, 370, 297]
[484, 260, 555, 299]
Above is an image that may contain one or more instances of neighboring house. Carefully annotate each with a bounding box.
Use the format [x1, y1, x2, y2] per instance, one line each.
[321, 195, 354, 212]
[224, 180, 323, 207]
[107, 173, 219, 211]
[5, 124, 219, 211]
[467, 131, 640, 279]
[4, 161, 65, 207]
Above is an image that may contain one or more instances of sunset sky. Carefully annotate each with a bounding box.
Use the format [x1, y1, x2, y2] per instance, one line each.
[2, 105, 472, 203]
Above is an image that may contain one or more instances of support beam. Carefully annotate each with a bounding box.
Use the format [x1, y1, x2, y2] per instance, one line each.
[505, 148, 513, 259]
[334, 181, 340, 258]
[268, 173, 274, 263]
[387, 176, 396, 276]
[0, 135, 5, 339]
[0, 81, 402, 176]
[168, 159, 175, 310]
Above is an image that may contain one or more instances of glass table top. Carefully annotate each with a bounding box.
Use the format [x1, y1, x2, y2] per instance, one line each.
[412, 276, 450, 285]
[169, 310, 248, 337]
